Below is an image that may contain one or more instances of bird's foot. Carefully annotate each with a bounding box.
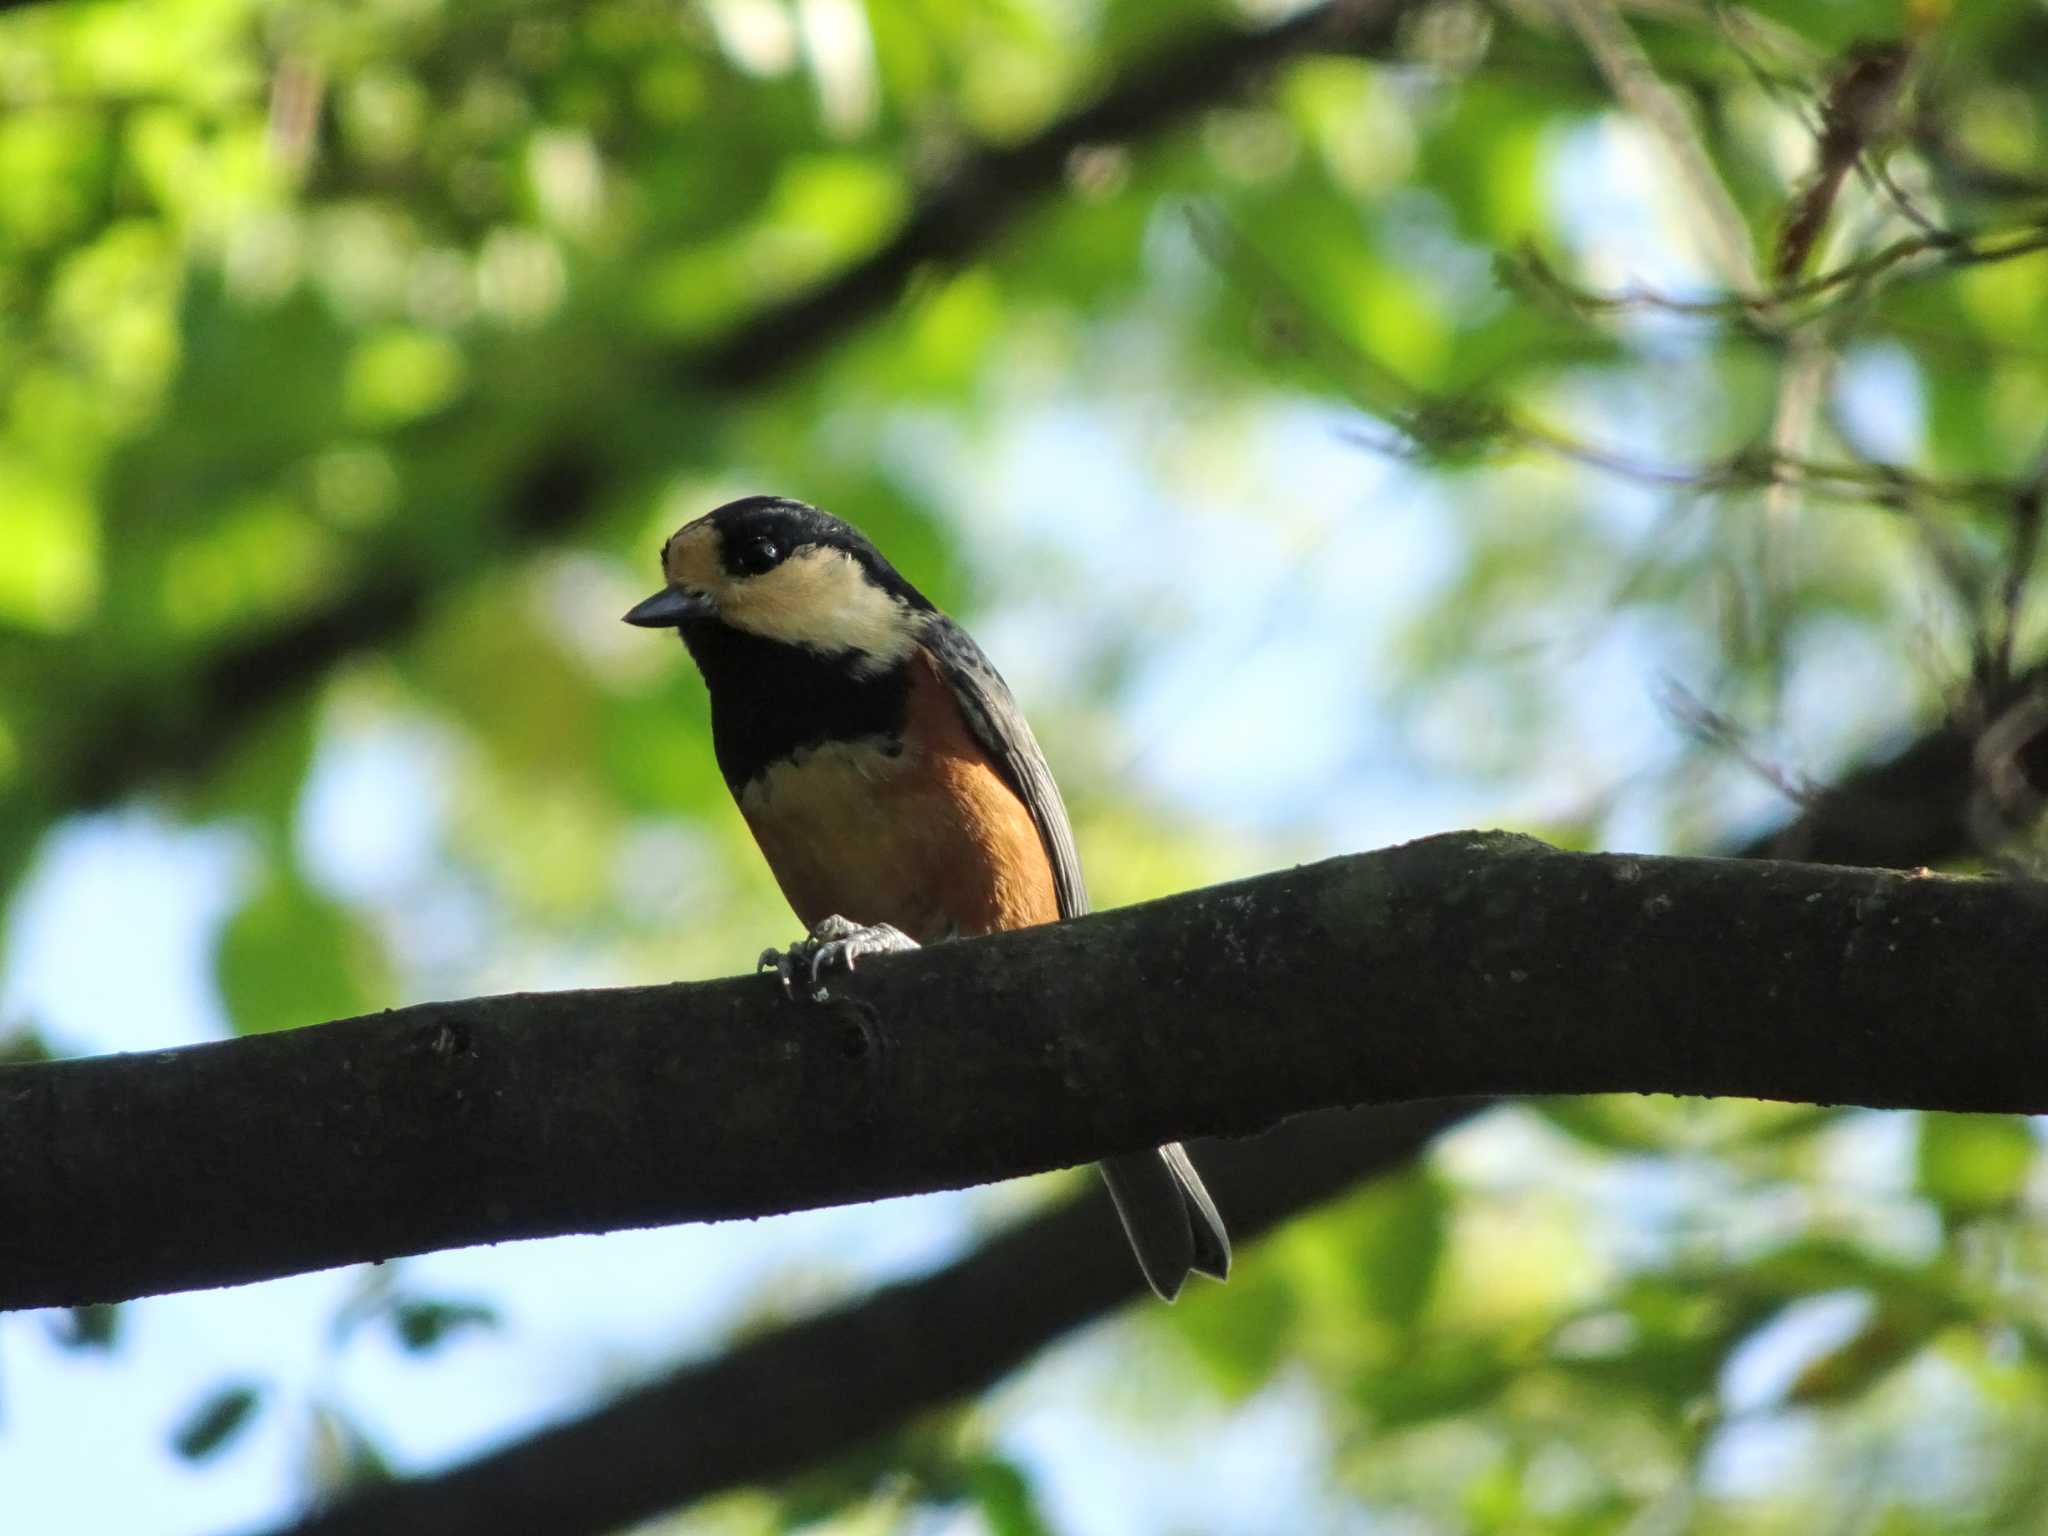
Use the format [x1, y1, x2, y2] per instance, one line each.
[759, 915, 919, 1001]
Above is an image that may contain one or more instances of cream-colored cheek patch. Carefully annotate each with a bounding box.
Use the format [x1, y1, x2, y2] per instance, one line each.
[720, 547, 920, 668]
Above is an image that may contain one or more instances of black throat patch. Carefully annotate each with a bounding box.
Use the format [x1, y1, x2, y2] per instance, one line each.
[679, 621, 912, 791]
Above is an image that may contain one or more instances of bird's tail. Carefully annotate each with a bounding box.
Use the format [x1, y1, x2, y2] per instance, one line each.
[1099, 1143, 1231, 1302]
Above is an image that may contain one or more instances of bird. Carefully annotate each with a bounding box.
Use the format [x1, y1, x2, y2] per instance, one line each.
[623, 494, 1230, 1301]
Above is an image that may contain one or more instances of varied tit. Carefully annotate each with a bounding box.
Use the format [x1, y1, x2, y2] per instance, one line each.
[624, 495, 1230, 1301]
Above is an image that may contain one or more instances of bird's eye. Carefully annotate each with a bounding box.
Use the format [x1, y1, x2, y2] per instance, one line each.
[737, 536, 782, 574]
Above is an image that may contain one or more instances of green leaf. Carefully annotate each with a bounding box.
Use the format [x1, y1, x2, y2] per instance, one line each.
[1733, 1239, 1956, 1316]
[0, 453, 99, 632]
[171, 1382, 263, 1461]
[1535, 1096, 1845, 1155]
[1786, 1305, 1941, 1406]
[1342, 1168, 1449, 1331]
[964, 1457, 1056, 1536]
[1917, 1113, 2036, 1220]
[344, 329, 468, 427]
[214, 866, 388, 1035]
[1550, 1279, 1773, 1408]
[1354, 1334, 1515, 1430]
[186, 693, 319, 837]
[391, 1297, 500, 1354]
[46, 1303, 120, 1351]
[1175, 1249, 1300, 1397]
[0, 1023, 55, 1066]
[1532, 1094, 1676, 1153]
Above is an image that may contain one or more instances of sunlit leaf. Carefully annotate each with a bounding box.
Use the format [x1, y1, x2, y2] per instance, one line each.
[964, 1457, 1056, 1536]
[0, 456, 99, 632]
[1174, 1246, 1300, 1397]
[1917, 1113, 2035, 1220]
[344, 329, 468, 427]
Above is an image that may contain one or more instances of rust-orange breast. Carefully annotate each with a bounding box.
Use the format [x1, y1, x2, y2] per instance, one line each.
[737, 647, 1059, 943]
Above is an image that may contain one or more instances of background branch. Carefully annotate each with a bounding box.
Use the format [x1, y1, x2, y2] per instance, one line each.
[1737, 660, 2048, 863]
[264, 1101, 1475, 1536]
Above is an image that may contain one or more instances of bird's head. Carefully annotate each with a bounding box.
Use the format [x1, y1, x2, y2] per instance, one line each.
[623, 496, 932, 672]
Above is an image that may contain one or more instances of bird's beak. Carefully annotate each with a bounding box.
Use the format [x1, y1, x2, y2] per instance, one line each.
[622, 587, 714, 628]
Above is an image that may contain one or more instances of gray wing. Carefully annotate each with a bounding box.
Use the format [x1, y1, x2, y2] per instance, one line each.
[923, 616, 1088, 921]
[928, 617, 1230, 1299]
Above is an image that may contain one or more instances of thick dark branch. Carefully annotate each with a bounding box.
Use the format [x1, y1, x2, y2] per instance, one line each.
[50, 0, 1399, 816]
[1736, 663, 2048, 864]
[9, 833, 2046, 1313]
[265, 1101, 1471, 1536]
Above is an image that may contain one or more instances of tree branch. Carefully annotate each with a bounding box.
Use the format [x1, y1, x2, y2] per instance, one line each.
[263, 1101, 1473, 1536]
[9, 831, 2046, 1314]
[1735, 662, 2048, 864]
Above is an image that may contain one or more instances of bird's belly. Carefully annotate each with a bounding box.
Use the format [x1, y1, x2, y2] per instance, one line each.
[736, 733, 1057, 943]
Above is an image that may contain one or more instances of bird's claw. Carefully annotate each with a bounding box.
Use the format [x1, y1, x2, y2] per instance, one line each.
[760, 916, 918, 1001]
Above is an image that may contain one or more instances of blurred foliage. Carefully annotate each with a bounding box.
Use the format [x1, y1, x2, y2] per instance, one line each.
[328, 1264, 503, 1355]
[3, 0, 2048, 1531]
[43, 1301, 120, 1351]
[172, 1380, 266, 1462]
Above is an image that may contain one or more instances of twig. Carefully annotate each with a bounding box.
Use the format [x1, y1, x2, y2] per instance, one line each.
[1202, 208, 2019, 511]
[1855, 148, 1945, 242]
[1658, 676, 1825, 813]
[1508, 222, 2048, 326]
[1971, 691, 2048, 855]
[1552, 0, 1761, 290]
[1776, 40, 1914, 281]
[1985, 432, 2048, 694]
[1751, 333, 1830, 677]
